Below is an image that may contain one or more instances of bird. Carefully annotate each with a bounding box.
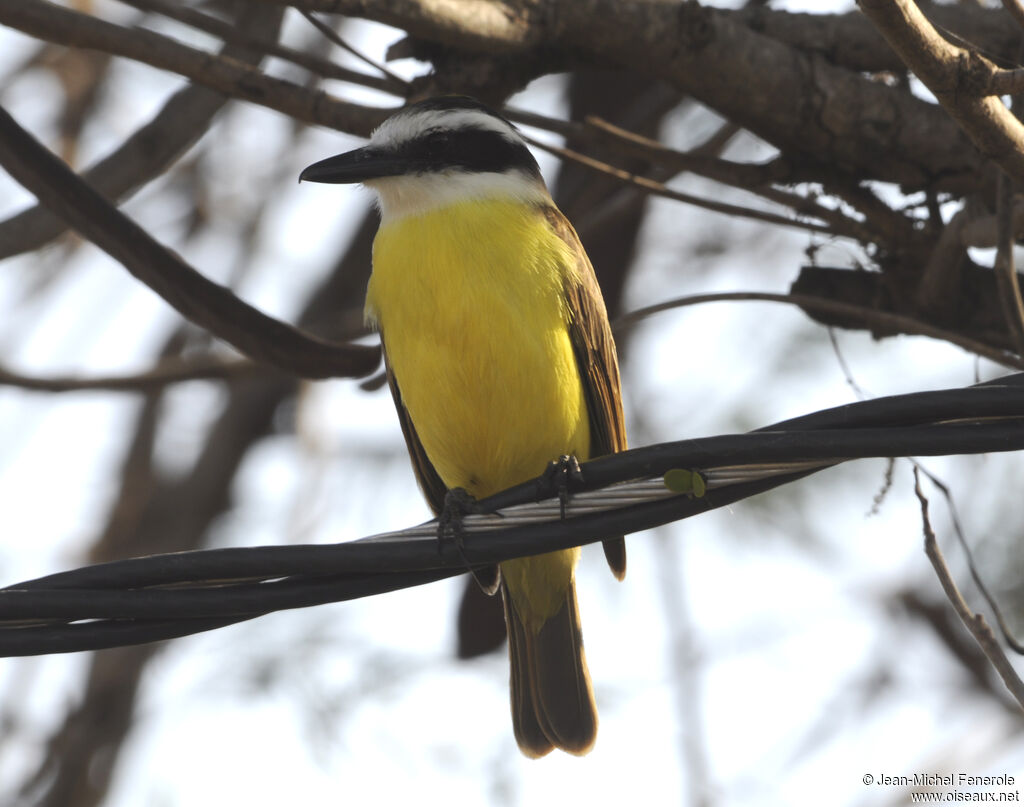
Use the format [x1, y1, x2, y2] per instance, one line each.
[300, 95, 627, 757]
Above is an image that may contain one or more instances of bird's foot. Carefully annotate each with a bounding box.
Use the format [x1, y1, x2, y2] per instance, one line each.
[439, 488, 499, 594]
[537, 454, 585, 519]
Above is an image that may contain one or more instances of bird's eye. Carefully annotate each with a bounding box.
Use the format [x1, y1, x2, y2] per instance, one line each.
[420, 131, 450, 155]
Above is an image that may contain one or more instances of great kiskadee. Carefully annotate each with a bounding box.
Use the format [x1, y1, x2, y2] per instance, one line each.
[300, 96, 627, 758]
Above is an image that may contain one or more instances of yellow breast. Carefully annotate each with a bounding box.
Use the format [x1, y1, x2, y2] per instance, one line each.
[365, 198, 590, 499]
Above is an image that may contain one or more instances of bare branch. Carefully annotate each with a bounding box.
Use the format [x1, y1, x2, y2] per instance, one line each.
[512, 107, 883, 242]
[0, 356, 265, 393]
[248, 0, 981, 194]
[1002, 0, 1024, 35]
[297, 9, 407, 86]
[742, 4, 1024, 73]
[114, 0, 404, 93]
[0, 0, 389, 135]
[0, 103, 379, 379]
[526, 138, 841, 237]
[915, 206, 972, 321]
[859, 0, 1024, 183]
[988, 68, 1024, 97]
[613, 290, 1024, 371]
[0, 3, 287, 260]
[914, 468, 1024, 712]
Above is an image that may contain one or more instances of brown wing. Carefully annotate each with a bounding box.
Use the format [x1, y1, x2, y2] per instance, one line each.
[382, 341, 448, 515]
[541, 205, 629, 580]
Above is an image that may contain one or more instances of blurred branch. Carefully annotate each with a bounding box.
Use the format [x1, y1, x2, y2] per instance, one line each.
[0, 3, 285, 261]
[297, 9, 406, 86]
[10, 205, 382, 807]
[961, 199, 1024, 247]
[899, 591, 1019, 710]
[0, 103, 380, 379]
[508, 107, 790, 188]
[1004, 0, 1024, 33]
[614, 291, 1024, 371]
[0, 355, 265, 393]
[995, 172, 1024, 352]
[113, 0, 404, 94]
[525, 109, 912, 249]
[792, 264, 1024, 359]
[914, 468, 1024, 712]
[3, 375, 1024, 655]
[859, 0, 1024, 183]
[255, 1, 1024, 77]
[912, 462, 1024, 655]
[528, 137, 843, 237]
[0, 0, 390, 135]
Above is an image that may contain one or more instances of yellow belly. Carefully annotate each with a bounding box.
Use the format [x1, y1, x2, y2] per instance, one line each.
[367, 199, 589, 628]
[366, 199, 590, 500]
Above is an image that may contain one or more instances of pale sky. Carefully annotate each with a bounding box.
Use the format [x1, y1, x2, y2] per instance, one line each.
[1, 4, 1023, 806]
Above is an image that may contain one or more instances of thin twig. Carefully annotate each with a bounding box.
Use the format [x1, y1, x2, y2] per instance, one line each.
[613, 290, 1024, 371]
[911, 462, 1024, 655]
[525, 137, 837, 236]
[516, 112, 873, 242]
[914, 467, 1024, 711]
[113, 0, 403, 93]
[512, 105, 788, 189]
[586, 116, 869, 239]
[0, 3, 282, 260]
[0, 0, 389, 135]
[0, 356, 265, 393]
[552, 109, 900, 247]
[299, 10, 407, 87]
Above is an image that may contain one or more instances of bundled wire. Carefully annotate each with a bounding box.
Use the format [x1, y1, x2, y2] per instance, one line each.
[2, 373, 1024, 657]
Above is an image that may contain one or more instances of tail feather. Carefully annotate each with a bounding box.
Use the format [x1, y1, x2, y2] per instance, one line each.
[502, 579, 598, 757]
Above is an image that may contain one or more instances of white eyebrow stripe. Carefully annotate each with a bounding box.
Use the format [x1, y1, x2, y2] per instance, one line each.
[369, 108, 520, 149]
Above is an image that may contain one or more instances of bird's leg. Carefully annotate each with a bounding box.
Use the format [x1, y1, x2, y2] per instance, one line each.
[440, 487, 499, 594]
[537, 454, 585, 519]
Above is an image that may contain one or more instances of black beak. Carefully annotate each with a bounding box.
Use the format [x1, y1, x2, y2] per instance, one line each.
[299, 146, 408, 184]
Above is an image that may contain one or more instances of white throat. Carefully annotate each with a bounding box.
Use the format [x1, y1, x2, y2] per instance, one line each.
[367, 170, 551, 224]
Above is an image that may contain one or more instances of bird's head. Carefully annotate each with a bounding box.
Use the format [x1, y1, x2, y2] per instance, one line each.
[300, 96, 549, 221]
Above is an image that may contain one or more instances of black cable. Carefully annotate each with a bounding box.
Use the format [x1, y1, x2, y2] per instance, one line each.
[1, 375, 1022, 656]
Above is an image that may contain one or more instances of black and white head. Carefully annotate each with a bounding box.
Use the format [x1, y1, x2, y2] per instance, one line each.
[300, 96, 550, 221]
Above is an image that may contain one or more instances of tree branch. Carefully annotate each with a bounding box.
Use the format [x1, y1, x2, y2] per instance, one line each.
[0, 0, 389, 135]
[995, 171, 1024, 351]
[859, 0, 1024, 183]
[614, 291, 1024, 371]
[0, 2, 286, 260]
[114, 0, 404, 93]
[247, 0, 982, 193]
[914, 468, 1024, 712]
[0, 103, 379, 379]
[0, 356, 264, 393]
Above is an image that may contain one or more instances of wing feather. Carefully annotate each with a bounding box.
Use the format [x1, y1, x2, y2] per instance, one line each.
[541, 205, 628, 579]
